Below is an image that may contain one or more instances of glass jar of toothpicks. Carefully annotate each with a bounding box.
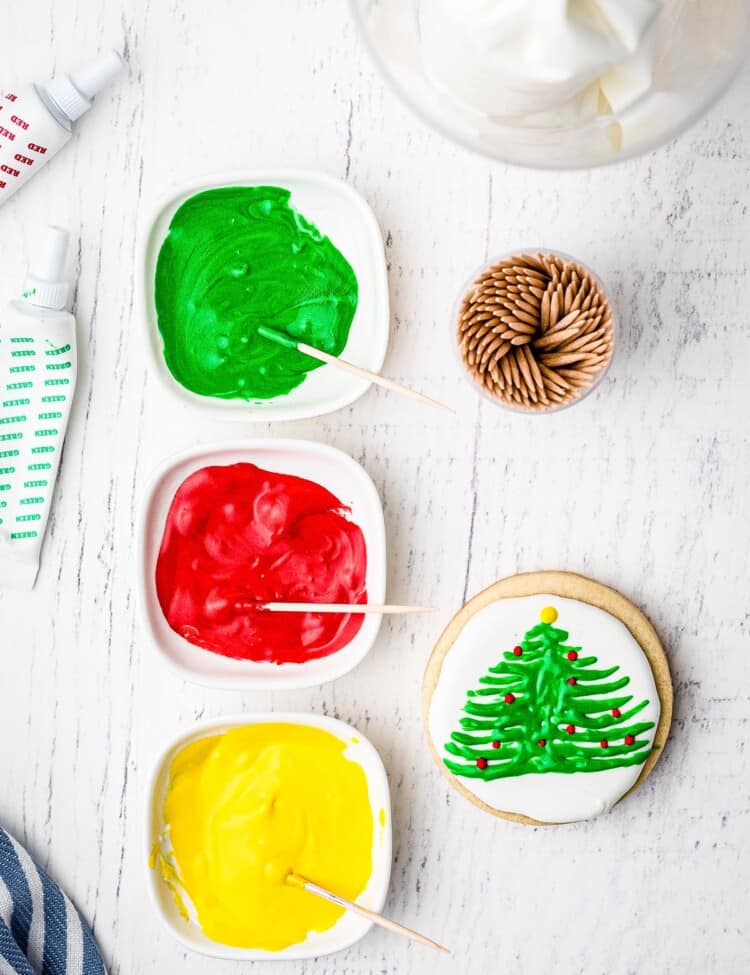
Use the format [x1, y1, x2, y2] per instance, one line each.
[454, 251, 615, 412]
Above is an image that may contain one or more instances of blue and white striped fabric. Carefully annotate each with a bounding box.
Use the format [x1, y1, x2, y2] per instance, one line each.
[0, 828, 105, 975]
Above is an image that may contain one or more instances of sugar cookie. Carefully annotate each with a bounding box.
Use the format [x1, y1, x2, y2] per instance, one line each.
[423, 571, 672, 825]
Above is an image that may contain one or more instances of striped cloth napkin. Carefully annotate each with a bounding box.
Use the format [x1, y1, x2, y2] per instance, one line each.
[0, 828, 105, 975]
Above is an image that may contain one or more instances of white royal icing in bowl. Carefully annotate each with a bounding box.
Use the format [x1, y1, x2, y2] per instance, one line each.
[418, 0, 663, 120]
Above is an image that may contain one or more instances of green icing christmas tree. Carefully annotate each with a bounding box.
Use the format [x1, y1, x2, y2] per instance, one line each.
[444, 606, 656, 781]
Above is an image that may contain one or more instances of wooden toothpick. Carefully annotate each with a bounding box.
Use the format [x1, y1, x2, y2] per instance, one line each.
[257, 325, 455, 414]
[260, 602, 436, 615]
[287, 873, 449, 954]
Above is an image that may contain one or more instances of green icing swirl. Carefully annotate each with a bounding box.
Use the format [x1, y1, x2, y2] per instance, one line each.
[154, 186, 358, 401]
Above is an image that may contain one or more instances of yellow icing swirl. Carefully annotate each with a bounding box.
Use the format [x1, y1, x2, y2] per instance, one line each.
[156, 723, 374, 951]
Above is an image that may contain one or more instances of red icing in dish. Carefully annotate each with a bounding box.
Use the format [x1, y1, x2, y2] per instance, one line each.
[155, 463, 367, 663]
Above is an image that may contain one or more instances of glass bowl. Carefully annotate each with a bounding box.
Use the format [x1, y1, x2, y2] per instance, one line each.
[350, 0, 749, 169]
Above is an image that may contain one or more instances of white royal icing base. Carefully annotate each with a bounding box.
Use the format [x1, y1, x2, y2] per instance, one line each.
[428, 594, 660, 823]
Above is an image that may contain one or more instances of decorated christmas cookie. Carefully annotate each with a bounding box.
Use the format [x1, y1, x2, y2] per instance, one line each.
[424, 571, 672, 824]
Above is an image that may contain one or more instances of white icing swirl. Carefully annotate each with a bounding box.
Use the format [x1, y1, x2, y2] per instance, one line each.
[419, 0, 663, 119]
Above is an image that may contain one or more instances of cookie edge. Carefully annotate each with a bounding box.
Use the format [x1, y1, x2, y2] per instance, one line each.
[422, 570, 673, 826]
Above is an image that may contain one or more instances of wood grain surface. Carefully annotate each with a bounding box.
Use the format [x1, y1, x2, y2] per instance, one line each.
[1, 2, 749, 973]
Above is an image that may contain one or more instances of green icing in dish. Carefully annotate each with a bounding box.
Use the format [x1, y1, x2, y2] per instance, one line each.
[153, 185, 359, 400]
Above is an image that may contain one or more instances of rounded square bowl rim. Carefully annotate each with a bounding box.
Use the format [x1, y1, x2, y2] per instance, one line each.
[136, 437, 387, 689]
[144, 711, 393, 960]
[136, 167, 390, 421]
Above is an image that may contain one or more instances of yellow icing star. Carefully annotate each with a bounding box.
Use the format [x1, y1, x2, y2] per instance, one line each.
[540, 606, 558, 624]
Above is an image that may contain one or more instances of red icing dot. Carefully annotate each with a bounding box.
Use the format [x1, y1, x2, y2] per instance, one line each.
[600, 740, 609, 749]
[477, 757, 488, 770]
[491, 740, 501, 749]
[504, 693, 516, 704]
[567, 677, 577, 686]
[513, 645, 523, 656]
[625, 734, 635, 746]
[538, 738, 547, 748]
[566, 651, 578, 661]
[566, 724, 575, 735]
[612, 708, 621, 718]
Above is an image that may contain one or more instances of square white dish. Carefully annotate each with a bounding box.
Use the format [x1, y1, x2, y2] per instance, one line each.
[138, 169, 389, 421]
[138, 438, 386, 689]
[145, 712, 393, 960]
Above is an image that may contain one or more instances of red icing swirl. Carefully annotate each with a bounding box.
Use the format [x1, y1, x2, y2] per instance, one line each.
[155, 463, 367, 663]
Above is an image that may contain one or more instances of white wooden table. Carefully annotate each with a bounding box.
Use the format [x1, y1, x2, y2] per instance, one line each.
[2, 3, 749, 973]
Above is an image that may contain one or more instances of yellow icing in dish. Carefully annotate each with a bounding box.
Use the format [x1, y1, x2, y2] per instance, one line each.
[155, 723, 374, 951]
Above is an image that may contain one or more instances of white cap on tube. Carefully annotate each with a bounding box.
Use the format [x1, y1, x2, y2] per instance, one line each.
[42, 49, 126, 123]
[23, 226, 71, 310]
